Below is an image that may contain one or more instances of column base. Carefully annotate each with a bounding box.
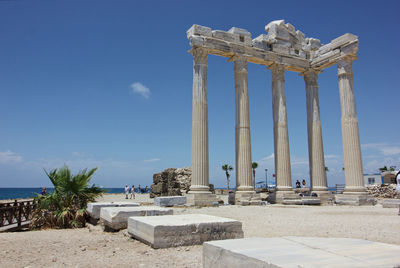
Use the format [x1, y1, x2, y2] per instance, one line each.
[335, 194, 376, 206]
[272, 190, 295, 204]
[186, 192, 218, 207]
[312, 191, 334, 205]
[233, 191, 264, 206]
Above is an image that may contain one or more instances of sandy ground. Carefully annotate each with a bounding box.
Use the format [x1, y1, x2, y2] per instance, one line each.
[1, 194, 399, 268]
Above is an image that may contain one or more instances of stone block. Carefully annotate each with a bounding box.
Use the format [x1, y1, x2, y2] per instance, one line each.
[187, 24, 212, 38]
[189, 35, 204, 47]
[381, 199, 400, 208]
[212, 30, 235, 42]
[331, 33, 358, 47]
[228, 27, 252, 46]
[154, 196, 186, 207]
[87, 202, 140, 220]
[186, 192, 218, 206]
[203, 237, 400, 268]
[271, 44, 289, 54]
[128, 214, 243, 248]
[100, 206, 173, 231]
[335, 194, 376, 206]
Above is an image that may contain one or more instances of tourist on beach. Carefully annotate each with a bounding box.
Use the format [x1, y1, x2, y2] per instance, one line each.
[138, 185, 141, 194]
[295, 180, 301, 188]
[145, 186, 148, 193]
[130, 185, 135, 199]
[40, 187, 47, 195]
[302, 179, 306, 188]
[124, 185, 129, 199]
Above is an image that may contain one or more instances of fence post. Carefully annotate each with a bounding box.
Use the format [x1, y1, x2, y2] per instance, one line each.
[17, 200, 22, 227]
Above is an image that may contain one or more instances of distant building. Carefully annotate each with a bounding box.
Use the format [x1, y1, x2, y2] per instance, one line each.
[363, 173, 382, 186]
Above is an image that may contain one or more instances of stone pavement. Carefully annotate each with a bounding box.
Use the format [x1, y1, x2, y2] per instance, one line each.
[203, 236, 400, 268]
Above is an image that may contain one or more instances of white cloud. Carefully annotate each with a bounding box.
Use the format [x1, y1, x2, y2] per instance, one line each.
[260, 153, 274, 161]
[144, 158, 161, 163]
[130, 82, 150, 99]
[0, 150, 23, 164]
[362, 142, 400, 156]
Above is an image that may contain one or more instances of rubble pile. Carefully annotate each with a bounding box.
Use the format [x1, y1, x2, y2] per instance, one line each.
[150, 167, 214, 198]
[366, 184, 400, 199]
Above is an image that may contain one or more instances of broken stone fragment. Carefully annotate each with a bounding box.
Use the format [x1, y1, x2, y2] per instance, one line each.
[186, 24, 212, 39]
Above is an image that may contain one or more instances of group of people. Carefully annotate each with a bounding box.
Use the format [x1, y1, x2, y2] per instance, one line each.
[124, 185, 149, 199]
[295, 179, 307, 188]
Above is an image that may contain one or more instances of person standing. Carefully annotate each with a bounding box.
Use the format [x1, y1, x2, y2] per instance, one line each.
[138, 185, 141, 194]
[295, 180, 301, 188]
[130, 185, 135, 199]
[124, 185, 129, 199]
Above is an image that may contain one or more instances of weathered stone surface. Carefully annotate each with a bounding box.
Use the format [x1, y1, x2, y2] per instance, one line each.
[154, 196, 186, 207]
[100, 206, 173, 231]
[187, 24, 212, 38]
[282, 197, 321, 205]
[367, 184, 400, 199]
[128, 214, 243, 248]
[335, 194, 376, 206]
[150, 167, 214, 198]
[381, 199, 400, 208]
[186, 192, 218, 206]
[87, 202, 139, 220]
[203, 237, 400, 268]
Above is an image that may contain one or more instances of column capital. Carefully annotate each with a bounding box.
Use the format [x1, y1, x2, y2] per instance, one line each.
[268, 63, 285, 81]
[231, 54, 248, 73]
[190, 47, 208, 65]
[301, 69, 321, 85]
[337, 56, 356, 76]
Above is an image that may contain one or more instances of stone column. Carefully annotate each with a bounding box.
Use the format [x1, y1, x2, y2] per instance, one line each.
[302, 70, 329, 193]
[189, 47, 211, 194]
[234, 56, 254, 193]
[337, 57, 366, 194]
[269, 64, 293, 194]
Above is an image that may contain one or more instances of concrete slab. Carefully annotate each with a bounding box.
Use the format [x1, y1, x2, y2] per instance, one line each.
[100, 206, 173, 231]
[87, 202, 139, 220]
[382, 199, 400, 208]
[128, 214, 243, 248]
[154, 196, 186, 207]
[203, 237, 400, 268]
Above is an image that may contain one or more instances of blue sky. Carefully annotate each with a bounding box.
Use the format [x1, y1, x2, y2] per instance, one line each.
[0, 0, 399, 188]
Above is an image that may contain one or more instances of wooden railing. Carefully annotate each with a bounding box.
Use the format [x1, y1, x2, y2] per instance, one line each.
[0, 199, 36, 231]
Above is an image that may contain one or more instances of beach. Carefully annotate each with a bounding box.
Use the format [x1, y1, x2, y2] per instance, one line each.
[0, 193, 399, 268]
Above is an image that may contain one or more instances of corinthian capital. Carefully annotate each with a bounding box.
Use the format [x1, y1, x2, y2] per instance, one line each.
[337, 56, 355, 76]
[191, 47, 208, 65]
[302, 69, 320, 86]
[268, 63, 285, 81]
[233, 55, 248, 73]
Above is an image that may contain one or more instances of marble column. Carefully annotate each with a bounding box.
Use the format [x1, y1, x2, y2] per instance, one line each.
[234, 56, 254, 192]
[302, 70, 328, 193]
[269, 64, 293, 193]
[337, 57, 366, 194]
[189, 47, 211, 193]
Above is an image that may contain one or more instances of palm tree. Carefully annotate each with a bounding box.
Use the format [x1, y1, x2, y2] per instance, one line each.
[325, 166, 329, 172]
[31, 165, 105, 229]
[252, 162, 258, 188]
[222, 164, 233, 191]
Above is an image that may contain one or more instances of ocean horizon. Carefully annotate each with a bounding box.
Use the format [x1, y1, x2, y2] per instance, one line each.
[0, 186, 338, 201]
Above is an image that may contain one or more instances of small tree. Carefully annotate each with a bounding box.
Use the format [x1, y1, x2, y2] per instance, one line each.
[379, 166, 388, 172]
[222, 164, 233, 191]
[31, 165, 105, 229]
[252, 162, 258, 188]
[325, 166, 329, 172]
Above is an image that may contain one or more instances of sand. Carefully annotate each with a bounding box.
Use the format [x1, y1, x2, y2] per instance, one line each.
[0, 193, 399, 268]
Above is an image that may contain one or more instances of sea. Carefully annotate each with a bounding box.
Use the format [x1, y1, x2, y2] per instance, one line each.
[0, 186, 338, 201]
[0, 188, 127, 201]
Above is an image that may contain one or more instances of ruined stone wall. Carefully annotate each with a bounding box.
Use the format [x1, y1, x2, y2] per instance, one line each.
[150, 167, 214, 198]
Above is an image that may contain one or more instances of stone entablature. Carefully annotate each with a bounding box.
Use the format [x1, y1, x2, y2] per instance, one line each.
[187, 20, 358, 72]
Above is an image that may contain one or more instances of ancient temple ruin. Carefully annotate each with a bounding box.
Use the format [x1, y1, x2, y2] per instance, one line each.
[186, 20, 371, 205]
